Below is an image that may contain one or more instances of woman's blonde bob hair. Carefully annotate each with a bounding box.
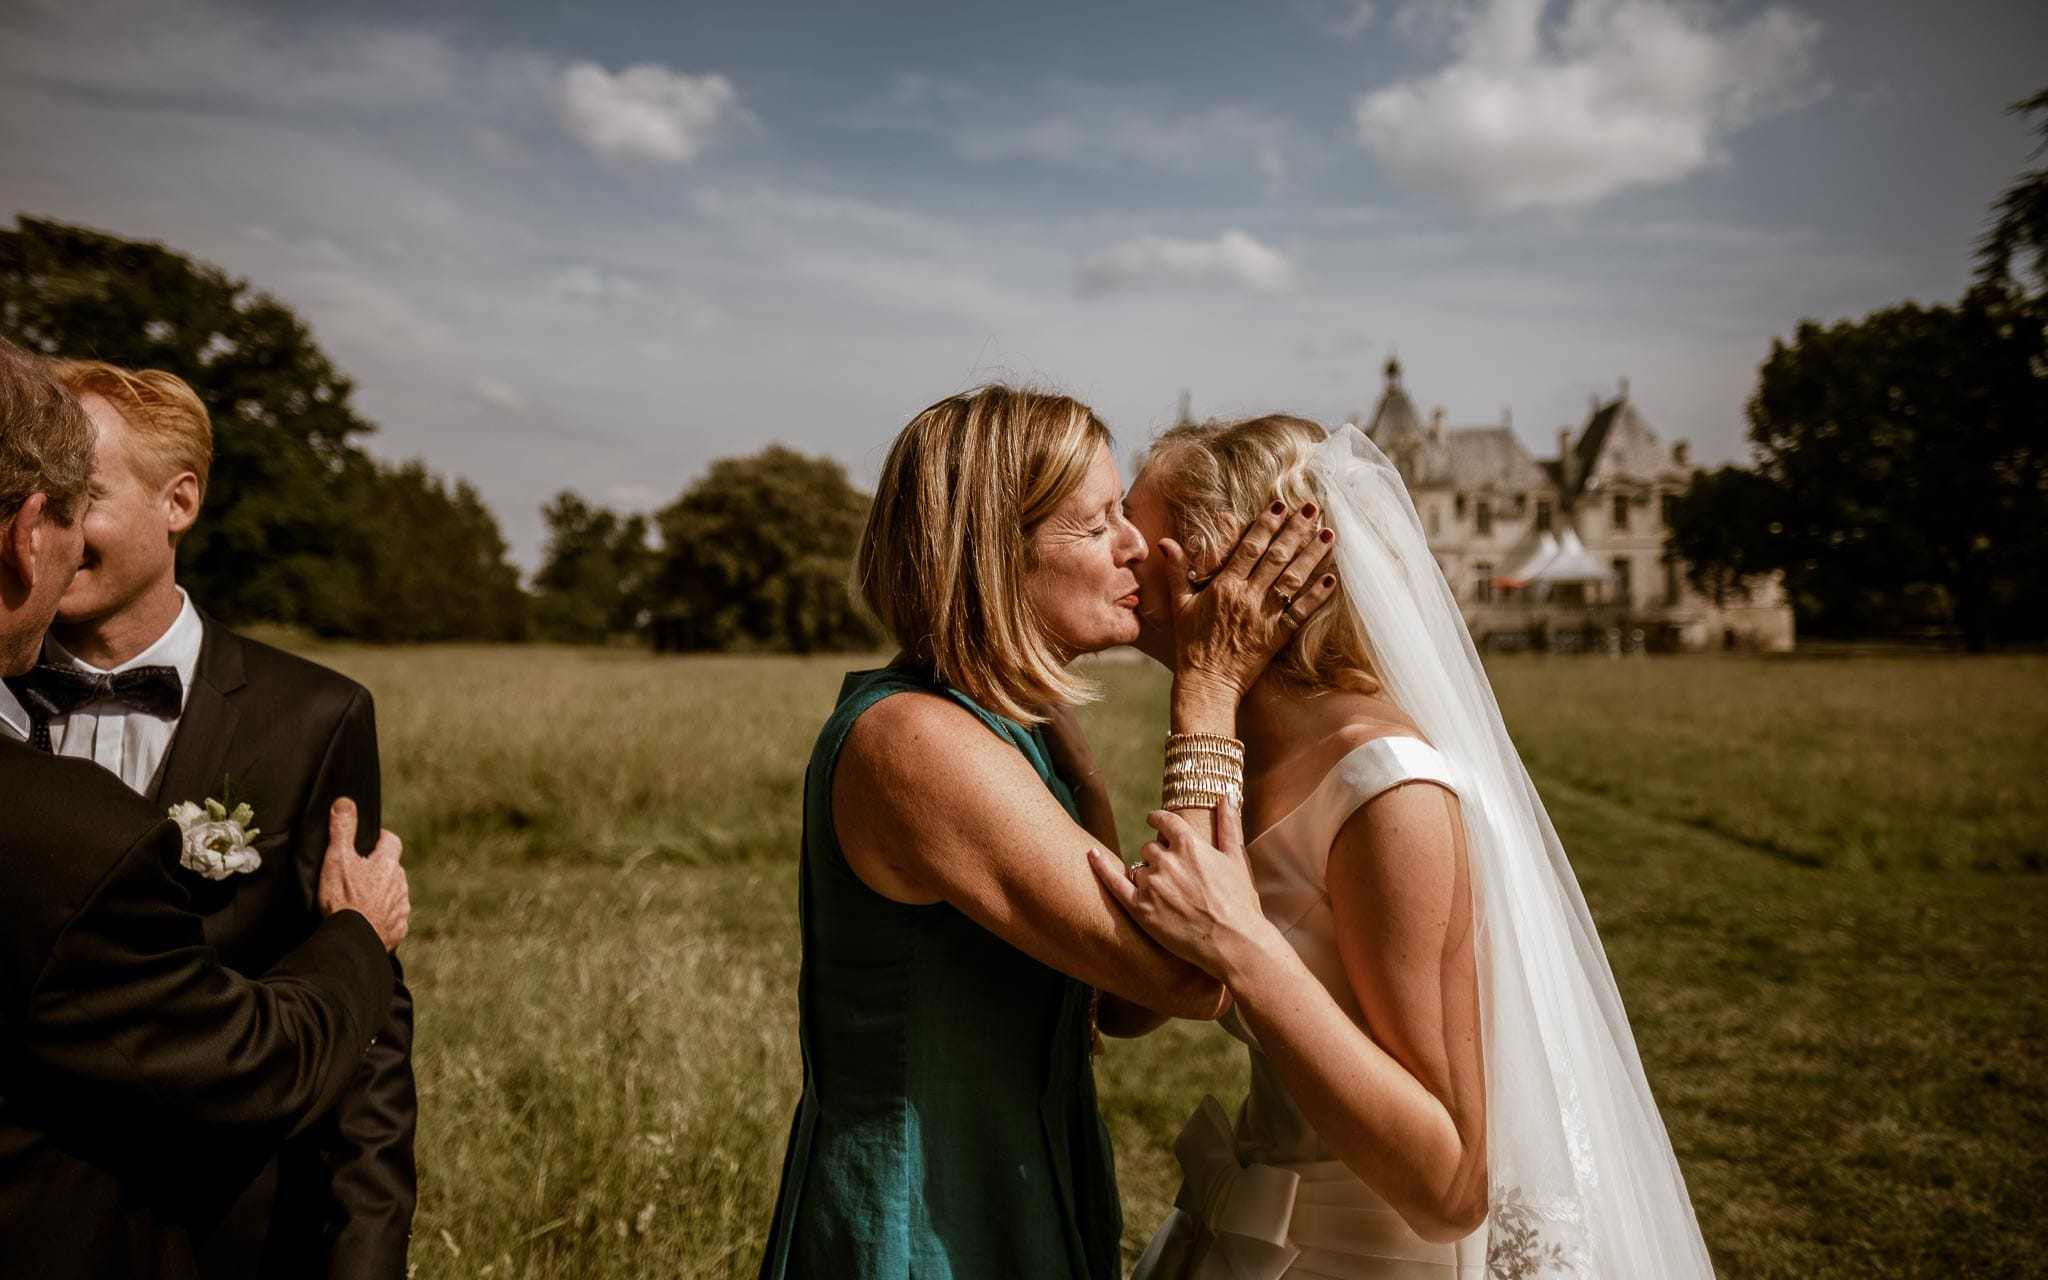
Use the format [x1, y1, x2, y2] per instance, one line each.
[856, 385, 1112, 725]
[1144, 414, 1380, 696]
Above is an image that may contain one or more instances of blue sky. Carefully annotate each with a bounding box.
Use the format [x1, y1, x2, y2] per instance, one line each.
[2, 0, 2042, 568]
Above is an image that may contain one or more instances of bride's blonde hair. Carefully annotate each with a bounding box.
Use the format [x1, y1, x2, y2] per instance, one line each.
[1145, 414, 1380, 696]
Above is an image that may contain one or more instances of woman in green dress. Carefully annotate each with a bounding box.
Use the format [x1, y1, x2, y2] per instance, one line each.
[759, 385, 1340, 1280]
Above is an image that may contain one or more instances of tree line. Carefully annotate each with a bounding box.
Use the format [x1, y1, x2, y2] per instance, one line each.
[0, 216, 879, 651]
[1667, 89, 2048, 650]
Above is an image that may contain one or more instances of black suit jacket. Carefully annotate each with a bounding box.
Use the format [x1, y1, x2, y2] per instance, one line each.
[145, 614, 416, 1280]
[0, 737, 394, 1280]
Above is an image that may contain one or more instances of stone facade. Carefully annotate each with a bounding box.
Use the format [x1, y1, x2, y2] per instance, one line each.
[1353, 358, 1794, 653]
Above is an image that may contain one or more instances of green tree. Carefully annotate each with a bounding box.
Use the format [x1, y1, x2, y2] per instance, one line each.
[352, 460, 530, 643]
[1740, 292, 2048, 649]
[0, 215, 533, 643]
[1663, 465, 1787, 607]
[0, 216, 375, 631]
[533, 490, 656, 642]
[653, 446, 881, 653]
[1977, 87, 2048, 296]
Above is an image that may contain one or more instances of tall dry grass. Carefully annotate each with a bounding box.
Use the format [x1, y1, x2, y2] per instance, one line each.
[297, 646, 2047, 1278]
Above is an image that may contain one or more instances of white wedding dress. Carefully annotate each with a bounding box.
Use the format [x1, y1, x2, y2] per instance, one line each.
[1137, 423, 1716, 1279]
[1133, 735, 1487, 1280]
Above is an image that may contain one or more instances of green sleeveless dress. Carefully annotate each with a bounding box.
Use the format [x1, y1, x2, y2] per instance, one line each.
[759, 667, 1123, 1280]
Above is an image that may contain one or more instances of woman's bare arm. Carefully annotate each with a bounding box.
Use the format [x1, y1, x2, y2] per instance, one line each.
[835, 692, 1228, 1021]
[1230, 784, 1488, 1240]
[1039, 704, 1180, 1037]
[1091, 789, 1489, 1240]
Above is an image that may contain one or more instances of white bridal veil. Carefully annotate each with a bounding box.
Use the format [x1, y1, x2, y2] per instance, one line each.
[1312, 424, 1715, 1278]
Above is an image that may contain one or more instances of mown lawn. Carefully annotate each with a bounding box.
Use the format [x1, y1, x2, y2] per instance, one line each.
[301, 645, 2048, 1278]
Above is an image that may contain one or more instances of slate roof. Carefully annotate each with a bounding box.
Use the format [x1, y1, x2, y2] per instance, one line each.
[1445, 426, 1547, 493]
[1571, 395, 1683, 497]
[1358, 359, 1682, 502]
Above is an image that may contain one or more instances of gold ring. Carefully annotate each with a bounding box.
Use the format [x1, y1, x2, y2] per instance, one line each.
[1274, 587, 1294, 607]
[1279, 611, 1301, 631]
[1128, 859, 1150, 874]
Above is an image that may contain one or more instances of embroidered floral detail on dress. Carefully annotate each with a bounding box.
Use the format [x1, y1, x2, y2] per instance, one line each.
[1555, 1067, 1600, 1198]
[1486, 1189, 1593, 1280]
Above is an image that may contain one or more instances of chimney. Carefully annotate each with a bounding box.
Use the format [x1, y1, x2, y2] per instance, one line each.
[1501, 405, 1512, 428]
[1176, 389, 1192, 426]
[1557, 427, 1574, 491]
[1618, 375, 1630, 401]
[1673, 439, 1691, 468]
[1430, 406, 1446, 442]
[1589, 392, 1600, 415]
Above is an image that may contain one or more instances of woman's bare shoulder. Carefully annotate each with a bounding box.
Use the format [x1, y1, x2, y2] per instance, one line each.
[1296, 687, 1432, 756]
[841, 687, 985, 772]
[838, 688, 1043, 805]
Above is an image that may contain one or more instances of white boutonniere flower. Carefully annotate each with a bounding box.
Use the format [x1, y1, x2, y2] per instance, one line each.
[169, 796, 263, 880]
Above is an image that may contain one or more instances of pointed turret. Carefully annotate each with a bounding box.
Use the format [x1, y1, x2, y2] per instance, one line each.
[1367, 354, 1425, 443]
[1365, 352, 1451, 486]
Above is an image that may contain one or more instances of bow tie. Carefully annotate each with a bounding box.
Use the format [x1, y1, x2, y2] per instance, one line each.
[12, 661, 186, 720]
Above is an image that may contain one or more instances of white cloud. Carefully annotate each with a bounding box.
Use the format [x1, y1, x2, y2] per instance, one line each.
[474, 376, 528, 412]
[1353, 0, 1824, 211]
[1300, 0, 1378, 40]
[1076, 229, 1294, 297]
[551, 62, 740, 166]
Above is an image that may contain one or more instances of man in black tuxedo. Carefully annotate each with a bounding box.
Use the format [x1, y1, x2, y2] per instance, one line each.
[0, 341, 412, 1277]
[5, 360, 417, 1279]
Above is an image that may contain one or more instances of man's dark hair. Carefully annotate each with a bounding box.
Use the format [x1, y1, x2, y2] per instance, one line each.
[0, 336, 93, 526]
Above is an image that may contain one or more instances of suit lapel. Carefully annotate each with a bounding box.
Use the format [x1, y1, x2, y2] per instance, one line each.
[149, 612, 247, 809]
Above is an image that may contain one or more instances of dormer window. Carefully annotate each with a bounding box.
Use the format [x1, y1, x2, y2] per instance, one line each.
[1612, 493, 1630, 530]
[1536, 499, 1553, 532]
[1476, 500, 1492, 537]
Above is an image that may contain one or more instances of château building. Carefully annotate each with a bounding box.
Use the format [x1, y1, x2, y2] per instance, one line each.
[1349, 357, 1794, 652]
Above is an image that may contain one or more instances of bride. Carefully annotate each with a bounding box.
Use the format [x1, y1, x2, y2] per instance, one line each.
[1089, 415, 1716, 1278]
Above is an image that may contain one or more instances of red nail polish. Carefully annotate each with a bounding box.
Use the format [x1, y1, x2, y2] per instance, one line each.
[1319, 528, 1333, 542]
[1302, 502, 1317, 518]
[1322, 574, 1335, 587]
[1270, 500, 1286, 515]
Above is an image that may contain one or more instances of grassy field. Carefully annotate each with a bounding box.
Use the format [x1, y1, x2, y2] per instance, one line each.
[298, 644, 2048, 1278]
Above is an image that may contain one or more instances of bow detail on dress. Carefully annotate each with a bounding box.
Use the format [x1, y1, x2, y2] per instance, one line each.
[1170, 1095, 1303, 1280]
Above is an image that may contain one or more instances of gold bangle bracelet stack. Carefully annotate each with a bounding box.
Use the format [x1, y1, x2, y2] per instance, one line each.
[1162, 731, 1246, 810]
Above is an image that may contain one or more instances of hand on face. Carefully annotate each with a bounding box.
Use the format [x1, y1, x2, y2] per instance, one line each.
[1087, 792, 1272, 977]
[1160, 500, 1340, 697]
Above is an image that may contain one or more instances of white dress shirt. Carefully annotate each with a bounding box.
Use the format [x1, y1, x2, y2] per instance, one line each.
[42, 589, 204, 794]
[0, 678, 29, 742]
